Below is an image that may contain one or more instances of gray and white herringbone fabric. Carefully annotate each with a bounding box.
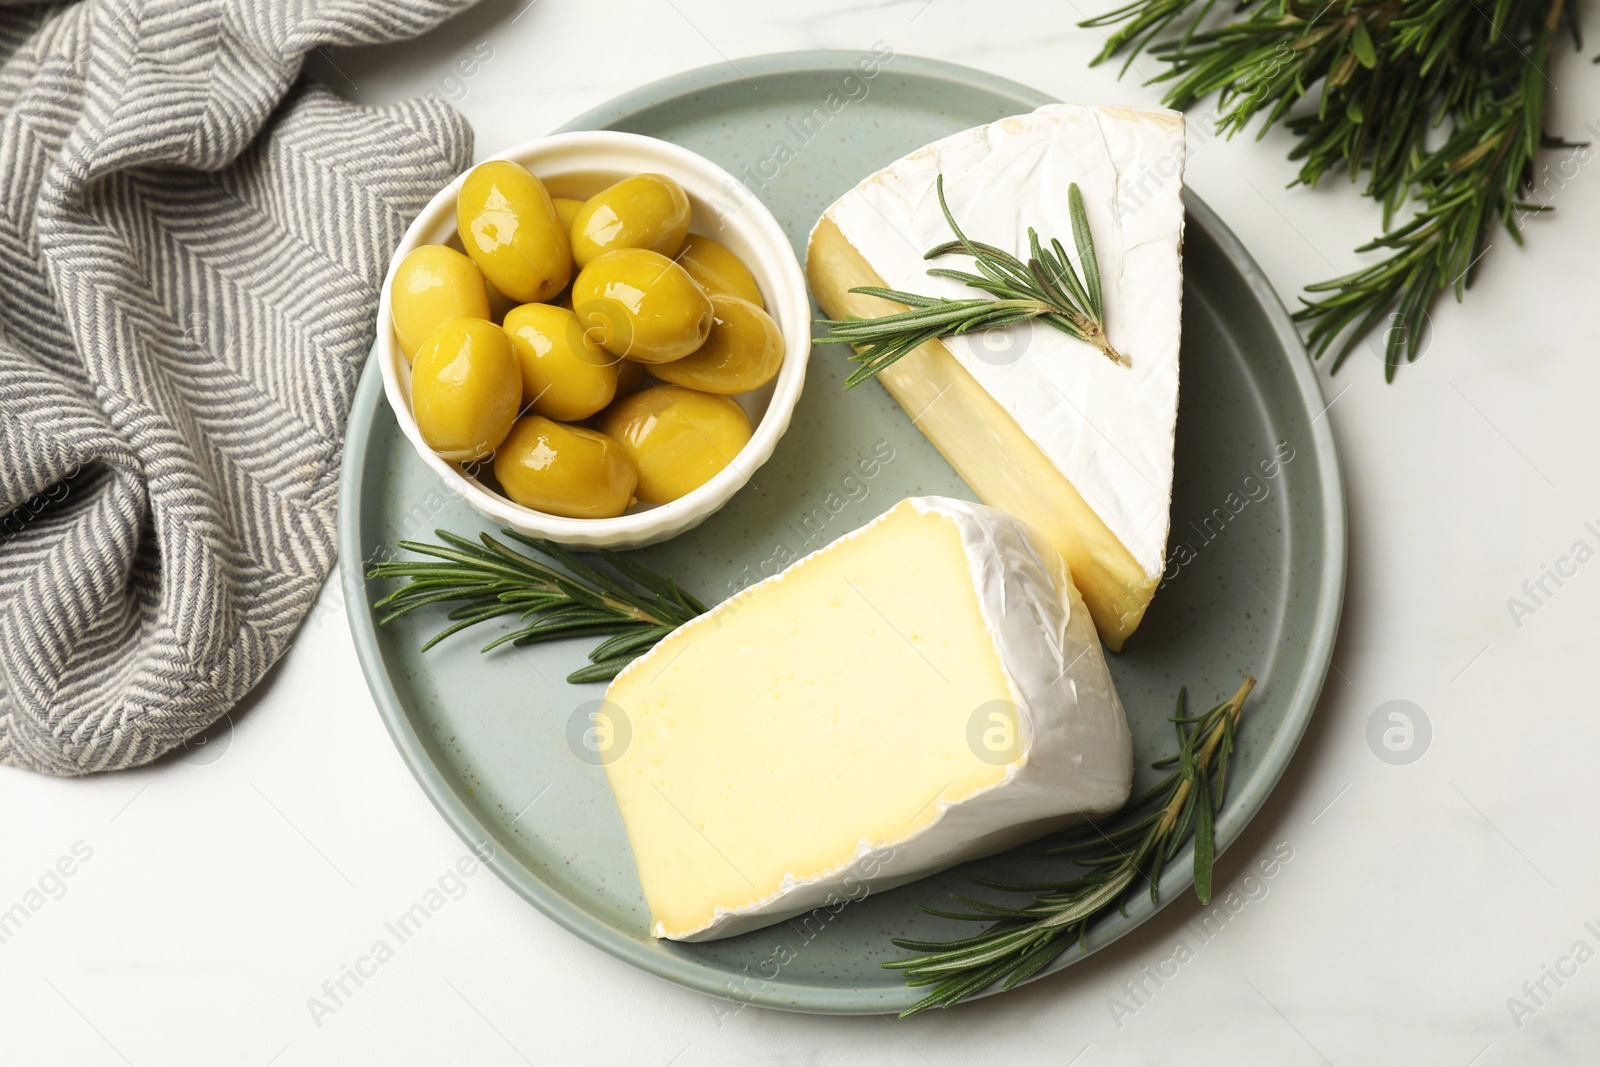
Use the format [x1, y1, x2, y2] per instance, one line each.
[0, 0, 475, 775]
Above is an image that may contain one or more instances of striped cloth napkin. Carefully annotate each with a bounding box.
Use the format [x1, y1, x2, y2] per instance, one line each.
[0, 0, 475, 774]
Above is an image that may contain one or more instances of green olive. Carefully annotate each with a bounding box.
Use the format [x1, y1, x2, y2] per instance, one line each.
[411, 319, 521, 462]
[390, 245, 490, 363]
[598, 385, 752, 503]
[456, 160, 571, 303]
[502, 302, 618, 422]
[493, 416, 637, 519]
[651, 294, 783, 395]
[571, 248, 713, 364]
[676, 234, 764, 308]
[570, 174, 690, 268]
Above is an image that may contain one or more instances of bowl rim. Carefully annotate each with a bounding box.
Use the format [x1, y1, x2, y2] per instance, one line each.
[375, 129, 812, 547]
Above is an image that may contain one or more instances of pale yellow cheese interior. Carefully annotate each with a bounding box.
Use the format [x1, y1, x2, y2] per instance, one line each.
[602, 502, 1013, 939]
[807, 217, 1159, 650]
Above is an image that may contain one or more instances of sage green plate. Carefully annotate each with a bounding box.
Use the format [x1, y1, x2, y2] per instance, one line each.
[338, 52, 1345, 1015]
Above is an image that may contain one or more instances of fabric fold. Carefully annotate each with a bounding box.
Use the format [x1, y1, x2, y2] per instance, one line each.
[0, 0, 475, 774]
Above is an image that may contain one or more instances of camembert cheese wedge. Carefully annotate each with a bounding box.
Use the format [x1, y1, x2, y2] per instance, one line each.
[807, 104, 1185, 650]
[601, 497, 1133, 941]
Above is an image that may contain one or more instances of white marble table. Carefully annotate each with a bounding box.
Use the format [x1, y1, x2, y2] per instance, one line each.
[6, 2, 1599, 1063]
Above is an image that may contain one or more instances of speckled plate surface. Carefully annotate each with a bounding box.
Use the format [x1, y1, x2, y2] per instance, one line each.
[338, 52, 1345, 1016]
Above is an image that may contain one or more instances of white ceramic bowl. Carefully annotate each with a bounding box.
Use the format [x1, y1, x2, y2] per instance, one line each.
[376, 131, 811, 549]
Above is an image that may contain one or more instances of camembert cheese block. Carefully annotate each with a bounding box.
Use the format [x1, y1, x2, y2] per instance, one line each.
[601, 497, 1133, 941]
[807, 104, 1185, 650]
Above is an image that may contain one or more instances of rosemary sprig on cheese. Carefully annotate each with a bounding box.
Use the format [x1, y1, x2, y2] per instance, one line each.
[816, 175, 1129, 388]
[369, 529, 706, 683]
[886, 676, 1256, 1017]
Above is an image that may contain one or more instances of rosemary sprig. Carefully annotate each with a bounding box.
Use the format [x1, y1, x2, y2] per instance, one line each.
[368, 529, 706, 683]
[886, 676, 1255, 1017]
[1296, 1, 1569, 376]
[1083, 0, 1580, 379]
[816, 175, 1128, 389]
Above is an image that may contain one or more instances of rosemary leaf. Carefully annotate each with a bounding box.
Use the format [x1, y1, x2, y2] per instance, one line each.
[1067, 184, 1103, 313]
[1193, 765, 1215, 904]
[816, 174, 1130, 388]
[369, 530, 706, 684]
[887, 676, 1256, 1016]
[1084, 0, 1580, 379]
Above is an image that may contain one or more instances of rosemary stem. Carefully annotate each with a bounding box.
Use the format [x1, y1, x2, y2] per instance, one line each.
[1155, 676, 1255, 838]
[816, 176, 1130, 385]
[370, 530, 708, 683]
[887, 676, 1257, 1015]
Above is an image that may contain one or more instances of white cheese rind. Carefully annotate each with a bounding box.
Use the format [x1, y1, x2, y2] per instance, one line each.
[640, 496, 1133, 941]
[821, 104, 1185, 579]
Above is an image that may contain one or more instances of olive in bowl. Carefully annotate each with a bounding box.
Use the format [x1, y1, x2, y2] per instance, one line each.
[376, 130, 811, 549]
[570, 248, 713, 364]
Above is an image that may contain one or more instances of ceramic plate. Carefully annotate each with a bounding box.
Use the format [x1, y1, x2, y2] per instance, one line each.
[338, 51, 1345, 1015]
